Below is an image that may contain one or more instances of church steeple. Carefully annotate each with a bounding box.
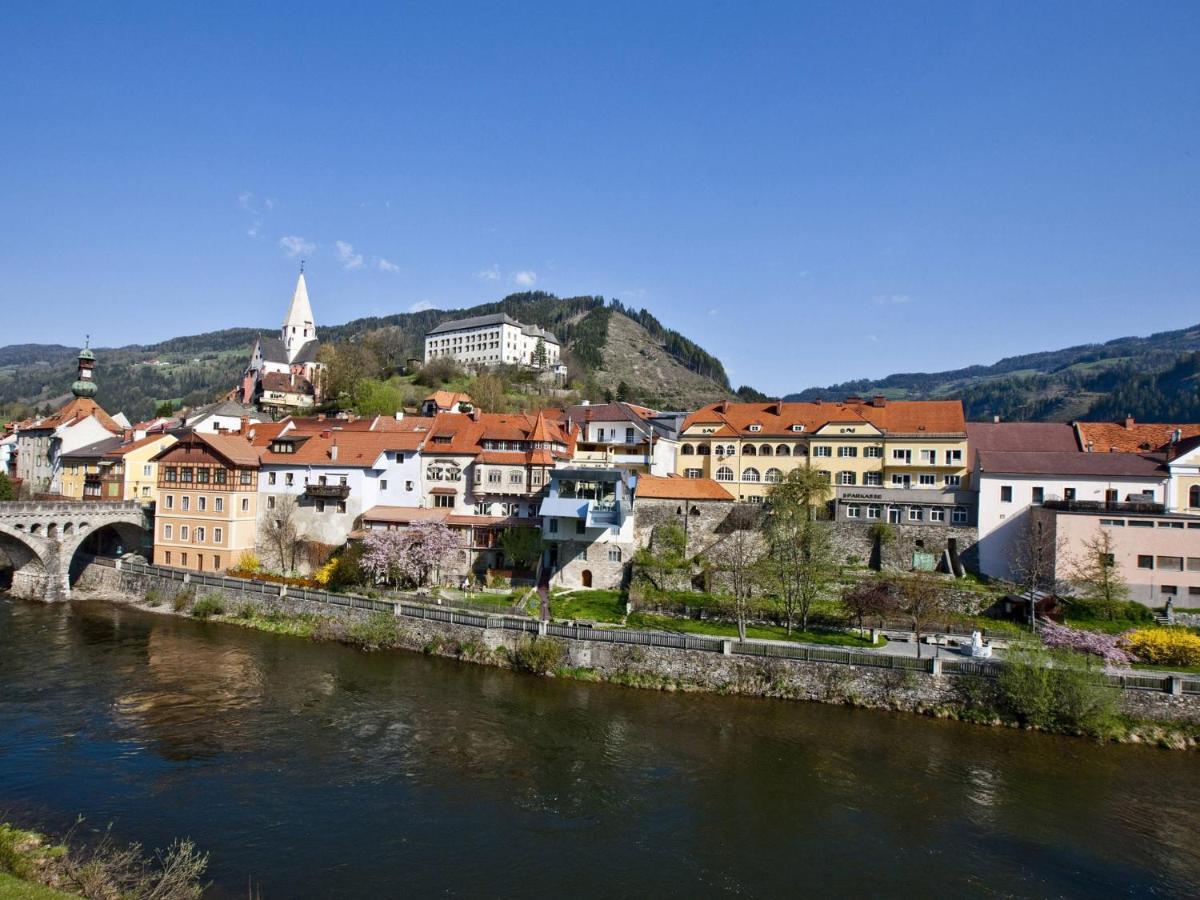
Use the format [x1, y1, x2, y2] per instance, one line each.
[71, 337, 98, 398]
[281, 269, 316, 362]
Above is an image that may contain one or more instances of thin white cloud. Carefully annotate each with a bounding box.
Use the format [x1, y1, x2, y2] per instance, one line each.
[335, 240, 364, 270]
[247, 221, 262, 239]
[513, 270, 537, 288]
[279, 235, 315, 258]
[377, 258, 400, 273]
[707, 308, 719, 316]
[866, 334, 880, 343]
[237, 191, 256, 214]
[873, 293, 912, 305]
[264, 197, 276, 211]
[408, 300, 435, 313]
[477, 264, 501, 281]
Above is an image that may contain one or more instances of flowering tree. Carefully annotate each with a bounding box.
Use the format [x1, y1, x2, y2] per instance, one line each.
[1038, 618, 1136, 666]
[361, 523, 464, 588]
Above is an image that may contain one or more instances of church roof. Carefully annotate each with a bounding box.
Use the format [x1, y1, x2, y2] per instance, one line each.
[283, 272, 315, 332]
[257, 336, 290, 364]
[291, 339, 321, 364]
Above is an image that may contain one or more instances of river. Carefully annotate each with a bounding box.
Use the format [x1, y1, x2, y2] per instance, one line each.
[2, 596, 1199, 898]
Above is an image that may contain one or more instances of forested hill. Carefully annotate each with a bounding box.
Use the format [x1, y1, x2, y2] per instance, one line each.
[785, 323, 1200, 423]
[0, 293, 733, 420]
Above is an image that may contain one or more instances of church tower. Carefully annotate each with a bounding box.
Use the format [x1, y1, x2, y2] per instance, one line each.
[71, 339, 98, 398]
[281, 271, 316, 363]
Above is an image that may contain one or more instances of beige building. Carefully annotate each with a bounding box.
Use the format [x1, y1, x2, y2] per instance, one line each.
[676, 399, 970, 510]
[151, 431, 260, 573]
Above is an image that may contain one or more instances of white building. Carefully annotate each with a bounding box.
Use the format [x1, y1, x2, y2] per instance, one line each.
[564, 401, 679, 476]
[424, 313, 560, 369]
[539, 466, 636, 589]
[974, 449, 1168, 582]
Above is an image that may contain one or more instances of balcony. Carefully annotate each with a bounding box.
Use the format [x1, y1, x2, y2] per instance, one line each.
[1043, 499, 1165, 515]
[305, 483, 351, 500]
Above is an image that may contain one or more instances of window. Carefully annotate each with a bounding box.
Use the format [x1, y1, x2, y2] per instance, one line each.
[214, 528, 223, 544]
[1105, 489, 1119, 503]
[892, 449, 912, 464]
[1000, 486, 1013, 503]
[1159, 521, 1185, 529]
[509, 471, 523, 484]
[1157, 556, 1184, 572]
[488, 469, 501, 483]
[549, 519, 558, 533]
[892, 474, 909, 487]
[759, 445, 773, 457]
[164, 551, 171, 565]
[1162, 585, 1178, 596]
[930, 508, 946, 522]
[867, 505, 882, 519]
[180, 467, 193, 482]
[1191, 485, 1200, 507]
[715, 466, 734, 482]
[164, 466, 177, 482]
[697, 445, 711, 455]
[918, 474, 936, 486]
[164, 494, 174, 510]
[337, 501, 347, 514]
[748, 424, 762, 432]
[742, 467, 760, 483]
[1190, 587, 1200, 598]
[241, 498, 249, 512]
[681, 444, 694, 455]
[743, 444, 757, 456]
[863, 472, 882, 486]
[406, 481, 414, 491]
[214, 469, 227, 485]
[790, 424, 804, 432]
[180, 552, 187, 567]
[1137, 555, 1154, 569]
[944, 475, 961, 487]
[316, 500, 326, 513]
[908, 507, 923, 521]
[625, 428, 635, 444]
[1187, 558, 1200, 572]
[764, 468, 782, 483]
[180, 526, 190, 541]
[946, 450, 963, 464]
[213, 555, 221, 570]
[775, 445, 790, 456]
[748, 495, 765, 504]
[1129, 519, 1153, 527]
[818, 470, 831, 483]
[846, 504, 861, 519]
[267, 496, 276, 510]
[1063, 488, 1076, 501]
[1099, 518, 1125, 527]
[268, 472, 277, 485]
[196, 468, 209, 484]
[864, 446, 882, 458]
[920, 450, 936, 464]
[838, 471, 856, 485]
[608, 547, 622, 563]
[143, 464, 152, 477]
[838, 446, 857, 458]
[434, 495, 455, 508]
[813, 446, 831, 458]
[285, 473, 294, 487]
[181, 496, 190, 511]
[195, 527, 205, 542]
[952, 506, 968, 524]
[1031, 487, 1044, 505]
[240, 471, 252, 485]
[198, 496, 206, 511]
[576, 519, 586, 535]
[163, 524, 173, 540]
[684, 468, 703, 479]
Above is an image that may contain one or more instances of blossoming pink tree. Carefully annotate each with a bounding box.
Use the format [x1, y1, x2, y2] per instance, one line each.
[362, 523, 464, 588]
[1038, 618, 1136, 666]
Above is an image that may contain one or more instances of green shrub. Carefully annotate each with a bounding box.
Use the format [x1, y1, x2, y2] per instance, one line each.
[993, 648, 1121, 737]
[234, 602, 256, 620]
[171, 588, 195, 613]
[1067, 596, 1154, 624]
[143, 588, 163, 608]
[191, 595, 225, 619]
[346, 611, 399, 650]
[513, 638, 565, 675]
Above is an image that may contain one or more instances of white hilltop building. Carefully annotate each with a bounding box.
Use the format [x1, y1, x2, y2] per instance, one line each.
[241, 271, 325, 414]
[424, 313, 561, 370]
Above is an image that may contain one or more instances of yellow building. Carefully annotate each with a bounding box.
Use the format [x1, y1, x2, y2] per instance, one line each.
[676, 398, 971, 521]
[59, 436, 124, 500]
[101, 433, 178, 506]
[151, 430, 261, 573]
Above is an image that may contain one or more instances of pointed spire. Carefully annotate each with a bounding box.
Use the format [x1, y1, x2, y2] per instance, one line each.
[281, 271, 316, 361]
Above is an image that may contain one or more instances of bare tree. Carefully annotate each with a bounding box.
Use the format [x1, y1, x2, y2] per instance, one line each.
[1009, 514, 1064, 631]
[898, 572, 949, 659]
[1066, 527, 1130, 619]
[842, 577, 901, 632]
[261, 495, 305, 573]
[710, 507, 762, 641]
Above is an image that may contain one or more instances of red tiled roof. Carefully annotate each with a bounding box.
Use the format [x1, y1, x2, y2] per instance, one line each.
[635, 474, 734, 501]
[32, 397, 121, 434]
[258, 430, 424, 466]
[104, 433, 177, 459]
[1076, 420, 1200, 455]
[682, 399, 965, 438]
[423, 411, 573, 459]
[424, 390, 472, 409]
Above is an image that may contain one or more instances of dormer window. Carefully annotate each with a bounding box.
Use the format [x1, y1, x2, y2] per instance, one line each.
[748, 424, 762, 432]
[790, 424, 805, 432]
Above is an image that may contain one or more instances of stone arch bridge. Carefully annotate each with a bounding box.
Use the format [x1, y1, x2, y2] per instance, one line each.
[0, 501, 148, 601]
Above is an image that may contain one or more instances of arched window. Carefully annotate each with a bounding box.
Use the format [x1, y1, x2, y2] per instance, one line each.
[681, 444, 694, 456]
[764, 467, 782, 483]
[795, 444, 808, 456]
[743, 444, 757, 456]
[759, 444, 773, 456]
[743, 467, 761, 483]
[775, 444, 790, 456]
[715, 466, 734, 482]
[697, 444, 711, 456]
[1191, 485, 1200, 508]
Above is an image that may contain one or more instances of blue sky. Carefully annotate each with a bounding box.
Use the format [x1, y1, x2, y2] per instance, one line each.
[1, 2, 1197, 394]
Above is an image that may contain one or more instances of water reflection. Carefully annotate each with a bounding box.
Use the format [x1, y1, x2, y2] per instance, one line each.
[2, 597, 1200, 898]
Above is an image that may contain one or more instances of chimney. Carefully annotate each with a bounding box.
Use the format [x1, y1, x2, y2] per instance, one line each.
[330, 441, 338, 461]
[872, 396, 886, 408]
[1086, 441, 1094, 453]
[122, 428, 133, 443]
[321, 429, 332, 439]
[1124, 415, 1135, 429]
[992, 415, 1000, 424]
[317, 413, 326, 422]
[394, 410, 404, 421]
[470, 408, 481, 422]
[715, 401, 728, 414]
[845, 396, 862, 405]
[767, 402, 781, 416]
[814, 398, 822, 406]
[240, 415, 249, 433]
[581, 399, 590, 406]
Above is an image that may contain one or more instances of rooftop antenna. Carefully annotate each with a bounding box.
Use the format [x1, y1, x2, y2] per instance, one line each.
[300, 259, 305, 274]
[84, 334, 90, 348]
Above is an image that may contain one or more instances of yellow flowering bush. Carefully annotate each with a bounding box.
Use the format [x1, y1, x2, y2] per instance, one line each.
[231, 550, 262, 575]
[313, 558, 338, 587]
[1123, 628, 1200, 667]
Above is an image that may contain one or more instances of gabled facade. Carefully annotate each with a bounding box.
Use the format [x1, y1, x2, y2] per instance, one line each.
[562, 401, 678, 475]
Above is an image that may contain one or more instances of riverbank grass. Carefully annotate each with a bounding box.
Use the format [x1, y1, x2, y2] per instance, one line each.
[0, 871, 73, 899]
[625, 613, 884, 647]
[549, 590, 625, 623]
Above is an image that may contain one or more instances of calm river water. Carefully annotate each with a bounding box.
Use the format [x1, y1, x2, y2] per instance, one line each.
[2, 597, 1199, 898]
